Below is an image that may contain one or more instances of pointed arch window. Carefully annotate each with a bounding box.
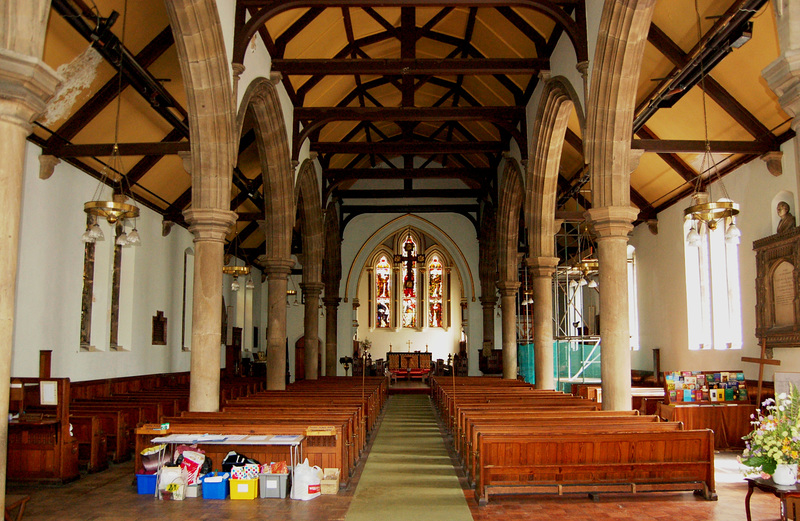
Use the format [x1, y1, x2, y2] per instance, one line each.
[428, 255, 444, 328]
[375, 255, 392, 328]
[400, 236, 418, 328]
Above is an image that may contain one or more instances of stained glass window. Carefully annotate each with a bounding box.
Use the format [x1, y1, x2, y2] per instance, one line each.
[401, 236, 417, 328]
[375, 255, 391, 328]
[428, 256, 443, 327]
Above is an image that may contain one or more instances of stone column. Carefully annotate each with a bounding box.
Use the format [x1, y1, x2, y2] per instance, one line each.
[301, 282, 324, 380]
[528, 256, 559, 389]
[183, 208, 237, 411]
[497, 281, 521, 380]
[762, 0, 800, 191]
[479, 296, 496, 352]
[264, 259, 294, 389]
[0, 4, 61, 509]
[586, 206, 638, 411]
[323, 296, 340, 376]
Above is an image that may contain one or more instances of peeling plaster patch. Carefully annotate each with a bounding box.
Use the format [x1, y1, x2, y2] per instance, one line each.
[41, 46, 103, 126]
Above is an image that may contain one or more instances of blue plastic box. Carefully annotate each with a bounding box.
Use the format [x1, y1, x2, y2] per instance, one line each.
[136, 473, 157, 495]
[201, 472, 230, 500]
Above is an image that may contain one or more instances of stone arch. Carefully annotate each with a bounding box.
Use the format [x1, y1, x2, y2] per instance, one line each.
[165, 0, 235, 210]
[496, 157, 525, 283]
[165, 0, 238, 410]
[527, 76, 583, 259]
[585, 0, 657, 209]
[236, 76, 294, 263]
[322, 200, 342, 297]
[294, 158, 324, 284]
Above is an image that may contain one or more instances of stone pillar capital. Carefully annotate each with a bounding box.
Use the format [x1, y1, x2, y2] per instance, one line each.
[262, 258, 295, 277]
[323, 296, 341, 307]
[0, 49, 61, 130]
[585, 206, 638, 239]
[496, 280, 521, 296]
[183, 208, 237, 242]
[300, 282, 325, 297]
[479, 295, 497, 307]
[526, 256, 559, 277]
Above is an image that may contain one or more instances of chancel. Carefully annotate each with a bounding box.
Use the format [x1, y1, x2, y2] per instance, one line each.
[2, 0, 800, 519]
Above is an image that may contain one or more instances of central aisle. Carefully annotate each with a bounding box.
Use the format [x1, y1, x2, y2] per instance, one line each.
[344, 394, 472, 521]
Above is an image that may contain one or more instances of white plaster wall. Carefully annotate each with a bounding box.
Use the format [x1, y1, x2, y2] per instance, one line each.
[630, 138, 800, 380]
[215, 0, 236, 69]
[12, 142, 197, 380]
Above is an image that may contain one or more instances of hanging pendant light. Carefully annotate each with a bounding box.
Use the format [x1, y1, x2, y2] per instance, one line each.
[81, 1, 140, 246]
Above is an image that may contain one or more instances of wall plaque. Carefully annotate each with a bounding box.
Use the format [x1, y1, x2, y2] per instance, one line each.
[754, 226, 800, 348]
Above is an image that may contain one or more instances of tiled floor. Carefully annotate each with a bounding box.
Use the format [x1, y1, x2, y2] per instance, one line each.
[6, 396, 792, 520]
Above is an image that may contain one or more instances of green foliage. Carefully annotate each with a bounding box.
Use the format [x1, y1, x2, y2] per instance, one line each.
[740, 384, 800, 477]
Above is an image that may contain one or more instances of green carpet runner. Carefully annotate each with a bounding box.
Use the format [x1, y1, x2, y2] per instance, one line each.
[344, 394, 472, 521]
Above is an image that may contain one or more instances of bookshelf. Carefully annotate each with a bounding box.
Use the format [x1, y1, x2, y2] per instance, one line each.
[663, 370, 749, 405]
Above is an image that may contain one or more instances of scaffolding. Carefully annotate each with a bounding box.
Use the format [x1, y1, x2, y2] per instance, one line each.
[552, 220, 601, 392]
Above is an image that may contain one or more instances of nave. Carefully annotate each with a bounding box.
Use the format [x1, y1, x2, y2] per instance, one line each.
[4, 391, 788, 521]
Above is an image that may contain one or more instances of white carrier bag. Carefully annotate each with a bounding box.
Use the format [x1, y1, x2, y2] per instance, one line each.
[291, 458, 323, 500]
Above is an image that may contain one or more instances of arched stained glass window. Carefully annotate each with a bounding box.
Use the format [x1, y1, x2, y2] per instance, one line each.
[428, 256, 443, 327]
[400, 236, 417, 328]
[375, 255, 391, 328]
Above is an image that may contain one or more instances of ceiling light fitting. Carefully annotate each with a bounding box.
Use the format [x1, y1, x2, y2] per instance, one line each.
[81, 1, 140, 247]
[684, 2, 741, 248]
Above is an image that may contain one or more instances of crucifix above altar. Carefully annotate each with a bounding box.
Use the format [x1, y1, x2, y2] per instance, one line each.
[395, 235, 425, 297]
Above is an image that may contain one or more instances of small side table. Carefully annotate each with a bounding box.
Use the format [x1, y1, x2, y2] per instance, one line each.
[745, 477, 800, 521]
[4, 495, 30, 521]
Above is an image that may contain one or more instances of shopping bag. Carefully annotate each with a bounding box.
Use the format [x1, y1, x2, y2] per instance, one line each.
[291, 458, 322, 500]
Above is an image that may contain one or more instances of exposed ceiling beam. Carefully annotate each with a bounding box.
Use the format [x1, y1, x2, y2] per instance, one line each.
[313, 141, 503, 154]
[645, 23, 773, 143]
[126, 127, 186, 185]
[324, 167, 492, 180]
[45, 26, 175, 146]
[635, 125, 696, 183]
[271, 58, 549, 75]
[45, 141, 190, 157]
[336, 189, 481, 198]
[342, 204, 479, 213]
[631, 139, 774, 154]
[295, 106, 524, 121]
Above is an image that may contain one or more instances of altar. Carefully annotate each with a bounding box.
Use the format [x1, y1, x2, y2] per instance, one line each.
[387, 352, 432, 380]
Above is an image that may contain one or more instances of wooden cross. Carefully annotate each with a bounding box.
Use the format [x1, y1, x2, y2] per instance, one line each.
[742, 338, 781, 406]
[394, 236, 425, 296]
[406, 340, 413, 352]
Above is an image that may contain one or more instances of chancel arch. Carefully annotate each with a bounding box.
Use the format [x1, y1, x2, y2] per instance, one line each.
[348, 218, 472, 364]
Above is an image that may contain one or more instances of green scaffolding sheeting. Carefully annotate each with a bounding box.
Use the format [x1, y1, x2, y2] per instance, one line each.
[518, 341, 602, 389]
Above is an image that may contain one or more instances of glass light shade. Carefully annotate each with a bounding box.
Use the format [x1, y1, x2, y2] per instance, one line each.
[126, 228, 141, 246]
[587, 279, 598, 288]
[579, 277, 588, 286]
[569, 279, 579, 288]
[231, 278, 240, 291]
[116, 232, 129, 246]
[245, 277, 255, 290]
[686, 226, 701, 247]
[88, 223, 105, 241]
[81, 230, 94, 243]
[725, 223, 741, 245]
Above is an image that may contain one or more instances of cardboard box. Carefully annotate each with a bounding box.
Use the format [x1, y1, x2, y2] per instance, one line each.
[259, 473, 289, 498]
[136, 473, 157, 495]
[230, 478, 258, 500]
[321, 468, 340, 495]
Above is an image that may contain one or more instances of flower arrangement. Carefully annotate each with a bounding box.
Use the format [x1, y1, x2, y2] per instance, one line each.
[360, 338, 372, 352]
[740, 385, 800, 477]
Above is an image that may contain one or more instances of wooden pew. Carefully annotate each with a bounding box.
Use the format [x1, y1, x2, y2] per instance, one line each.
[474, 428, 716, 505]
[8, 378, 79, 484]
[70, 415, 107, 473]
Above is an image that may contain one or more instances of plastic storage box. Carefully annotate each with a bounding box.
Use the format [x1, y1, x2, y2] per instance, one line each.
[230, 478, 259, 500]
[201, 472, 230, 499]
[136, 473, 157, 495]
[259, 473, 289, 498]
